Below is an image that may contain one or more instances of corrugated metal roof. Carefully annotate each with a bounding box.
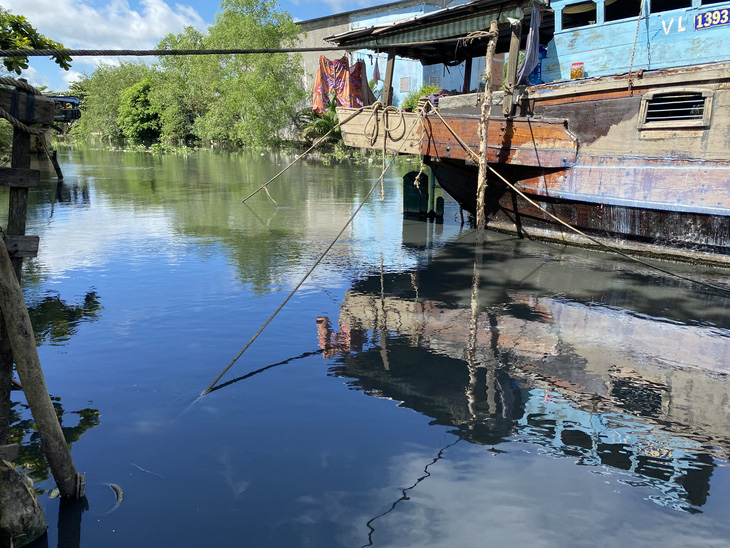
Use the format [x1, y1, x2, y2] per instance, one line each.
[326, 0, 545, 64]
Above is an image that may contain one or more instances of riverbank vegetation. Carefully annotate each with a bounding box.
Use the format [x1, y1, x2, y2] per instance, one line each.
[70, 0, 306, 149]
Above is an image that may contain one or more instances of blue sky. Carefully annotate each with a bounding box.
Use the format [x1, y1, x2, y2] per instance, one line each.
[3, 0, 382, 91]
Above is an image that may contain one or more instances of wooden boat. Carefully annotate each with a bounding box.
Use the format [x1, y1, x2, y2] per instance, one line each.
[328, 0, 730, 265]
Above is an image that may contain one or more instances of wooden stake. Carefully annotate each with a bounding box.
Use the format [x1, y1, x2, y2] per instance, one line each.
[0, 240, 83, 498]
[382, 49, 396, 107]
[8, 128, 30, 280]
[502, 19, 523, 117]
[476, 20, 499, 245]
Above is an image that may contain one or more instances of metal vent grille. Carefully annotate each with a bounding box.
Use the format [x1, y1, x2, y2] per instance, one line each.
[645, 92, 705, 122]
[639, 89, 712, 130]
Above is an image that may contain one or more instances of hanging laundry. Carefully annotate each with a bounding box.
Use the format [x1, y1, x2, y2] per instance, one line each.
[312, 56, 373, 114]
[372, 59, 381, 83]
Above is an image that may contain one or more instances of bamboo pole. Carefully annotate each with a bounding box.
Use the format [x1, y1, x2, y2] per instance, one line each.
[476, 20, 500, 245]
[0, 240, 83, 498]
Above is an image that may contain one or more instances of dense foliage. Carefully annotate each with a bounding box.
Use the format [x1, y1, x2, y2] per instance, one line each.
[0, 7, 71, 74]
[400, 84, 441, 111]
[0, 8, 70, 159]
[71, 0, 306, 147]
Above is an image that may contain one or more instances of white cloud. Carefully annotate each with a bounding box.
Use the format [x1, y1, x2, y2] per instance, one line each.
[60, 69, 84, 88]
[20, 66, 51, 89]
[2, 0, 207, 90]
[2, 0, 206, 51]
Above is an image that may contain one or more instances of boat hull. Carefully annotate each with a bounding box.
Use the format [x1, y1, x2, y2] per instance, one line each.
[337, 62, 730, 264]
[430, 159, 730, 264]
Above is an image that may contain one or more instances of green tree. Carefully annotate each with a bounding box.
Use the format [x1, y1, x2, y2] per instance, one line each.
[299, 98, 341, 148]
[192, 0, 306, 146]
[70, 63, 155, 141]
[151, 26, 210, 144]
[117, 78, 162, 143]
[0, 7, 71, 74]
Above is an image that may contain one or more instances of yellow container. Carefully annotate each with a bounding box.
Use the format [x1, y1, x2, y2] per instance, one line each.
[571, 62, 584, 79]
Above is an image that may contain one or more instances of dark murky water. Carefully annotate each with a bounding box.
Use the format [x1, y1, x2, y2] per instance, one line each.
[4, 148, 730, 547]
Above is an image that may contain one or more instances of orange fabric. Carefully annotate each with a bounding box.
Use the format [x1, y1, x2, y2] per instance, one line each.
[312, 56, 371, 114]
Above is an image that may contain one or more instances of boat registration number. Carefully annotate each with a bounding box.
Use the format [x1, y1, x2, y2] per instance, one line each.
[694, 8, 730, 30]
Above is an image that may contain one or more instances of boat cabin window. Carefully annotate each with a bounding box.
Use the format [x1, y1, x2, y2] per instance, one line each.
[638, 89, 713, 129]
[650, 0, 692, 13]
[605, 0, 642, 22]
[562, 1, 598, 29]
[701, 0, 727, 4]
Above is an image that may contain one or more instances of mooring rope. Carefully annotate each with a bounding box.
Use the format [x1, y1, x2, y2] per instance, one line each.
[427, 107, 730, 296]
[241, 105, 369, 204]
[202, 107, 423, 395]
[202, 171, 384, 395]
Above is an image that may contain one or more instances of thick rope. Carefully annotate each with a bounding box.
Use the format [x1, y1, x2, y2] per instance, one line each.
[0, 106, 46, 135]
[363, 102, 405, 145]
[241, 105, 369, 203]
[202, 109, 423, 396]
[0, 77, 42, 96]
[427, 107, 730, 296]
[0, 77, 47, 135]
[0, 40, 470, 59]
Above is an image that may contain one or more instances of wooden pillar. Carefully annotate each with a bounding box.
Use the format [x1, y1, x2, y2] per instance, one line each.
[0, 241, 83, 499]
[502, 19, 523, 117]
[462, 57, 473, 94]
[476, 20, 500, 244]
[8, 128, 30, 280]
[0, 82, 82, 499]
[382, 49, 396, 107]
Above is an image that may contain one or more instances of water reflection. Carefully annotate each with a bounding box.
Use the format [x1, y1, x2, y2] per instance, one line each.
[27, 291, 102, 346]
[7, 398, 100, 488]
[325, 229, 730, 516]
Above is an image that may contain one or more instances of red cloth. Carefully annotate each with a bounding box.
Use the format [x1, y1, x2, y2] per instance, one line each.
[312, 56, 370, 114]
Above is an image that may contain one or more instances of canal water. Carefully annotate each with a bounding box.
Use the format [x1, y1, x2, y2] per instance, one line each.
[6, 147, 730, 547]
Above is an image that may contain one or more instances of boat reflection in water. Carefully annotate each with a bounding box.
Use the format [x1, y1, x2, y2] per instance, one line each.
[318, 228, 730, 515]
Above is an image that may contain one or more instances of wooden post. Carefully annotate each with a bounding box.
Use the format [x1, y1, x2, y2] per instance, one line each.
[462, 57, 473, 94]
[8, 128, 30, 280]
[382, 49, 396, 107]
[476, 20, 500, 244]
[502, 19, 523, 117]
[0, 241, 83, 498]
[0, 80, 82, 499]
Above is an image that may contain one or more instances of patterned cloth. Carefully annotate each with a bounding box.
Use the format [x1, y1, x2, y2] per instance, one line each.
[312, 56, 374, 114]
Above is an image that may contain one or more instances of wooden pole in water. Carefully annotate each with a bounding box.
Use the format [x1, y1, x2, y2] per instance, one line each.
[0, 95, 83, 498]
[0, 241, 82, 498]
[476, 20, 500, 245]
